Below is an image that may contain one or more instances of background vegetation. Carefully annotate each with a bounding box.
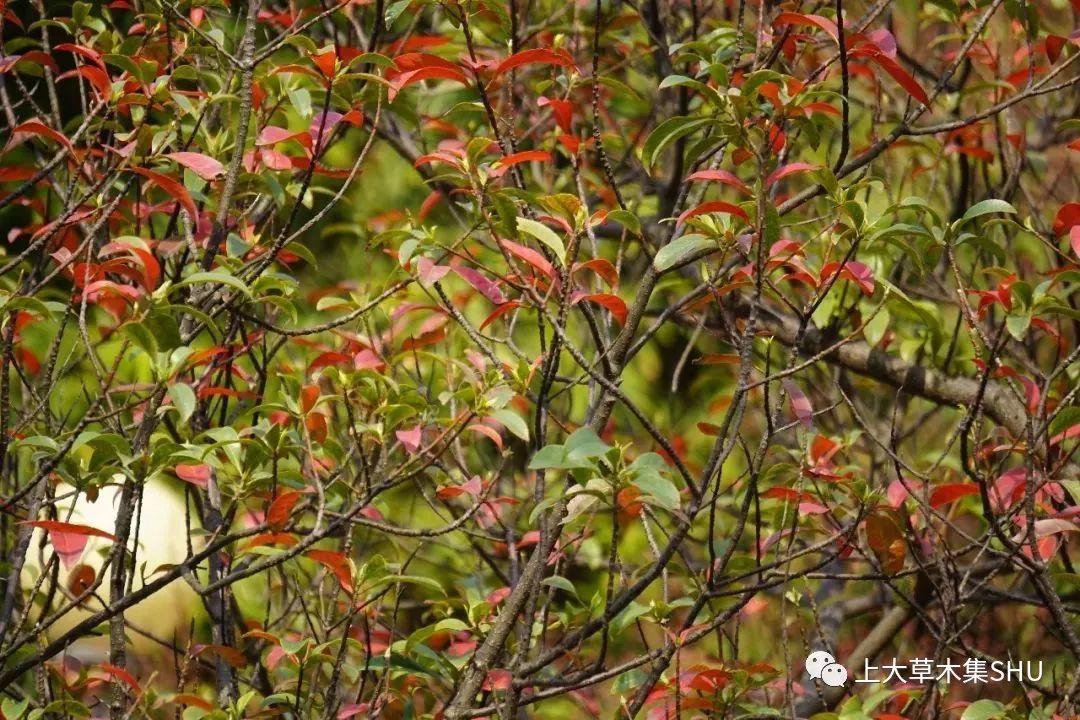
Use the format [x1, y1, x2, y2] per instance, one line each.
[0, 0, 1078, 718]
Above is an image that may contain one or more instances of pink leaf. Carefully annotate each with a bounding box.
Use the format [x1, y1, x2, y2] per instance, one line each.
[685, 169, 751, 195]
[166, 151, 225, 180]
[453, 265, 508, 304]
[499, 238, 556, 279]
[821, 260, 875, 296]
[396, 426, 422, 453]
[765, 162, 818, 187]
[416, 257, 450, 285]
[256, 125, 312, 148]
[783, 380, 814, 426]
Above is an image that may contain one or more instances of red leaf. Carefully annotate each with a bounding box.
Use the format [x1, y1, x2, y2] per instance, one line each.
[685, 169, 750, 194]
[0, 51, 58, 74]
[22, 520, 116, 567]
[499, 238, 556, 279]
[130, 167, 199, 226]
[677, 200, 749, 225]
[929, 483, 979, 508]
[166, 151, 225, 181]
[480, 300, 523, 329]
[0, 166, 38, 182]
[494, 48, 576, 76]
[21, 520, 116, 541]
[453, 265, 508, 304]
[99, 663, 140, 693]
[853, 46, 930, 106]
[1071, 225, 1080, 260]
[538, 96, 573, 132]
[54, 43, 106, 69]
[4, 119, 72, 152]
[773, 12, 839, 42]
[821, 260, 875, 296]
[309, 351, 353, 370]
[311, 49, 338, 78]
[175, 463, 211, 488]
[573, 258, 619, 287]
[57, 65, 112, 98]
[492, 150, 552, 177]
[573, 293, 628, 324]
[267, 491, 302, 531]
[387, 56, 469, 101]
[765, 162, 818, 187]
[1054, 202, 1080, 236]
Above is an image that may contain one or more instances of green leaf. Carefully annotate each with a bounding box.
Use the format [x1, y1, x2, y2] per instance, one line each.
[863, 308, 890, 347]
[959, 199, 1016, 223]
[653, 234, 714, 272]
[612, 600, 651, 634]
[1005, 312, 1030, 340]
[607, 209, 641, 234]
[491, 409, 529, 442]
[632, 471, 680, 510]
[2, 698, 28, 720]
[541, 575, 580, 599]
[641, 116, 711, 168]
[564, 427, 609, 462]
[528, 444, 568, 470]
[1049, 407, 1080, 438]
[960, 699, 1006, 720]
[373, 574, 446, 595]
[168, 383, 197, 423]
[174, 270, 252, 297]
[516, 217, 566, 264]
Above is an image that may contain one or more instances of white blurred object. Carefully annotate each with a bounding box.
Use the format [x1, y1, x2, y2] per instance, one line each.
[20, 476, 200, 662]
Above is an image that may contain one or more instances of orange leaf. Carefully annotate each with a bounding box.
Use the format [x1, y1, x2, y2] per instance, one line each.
[267, 490, 303, 531]
[468, 423, 504, 450]
[573, 293, 627, 324]
[175, 463, 211, 488]
[306, 549, 353, 593]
